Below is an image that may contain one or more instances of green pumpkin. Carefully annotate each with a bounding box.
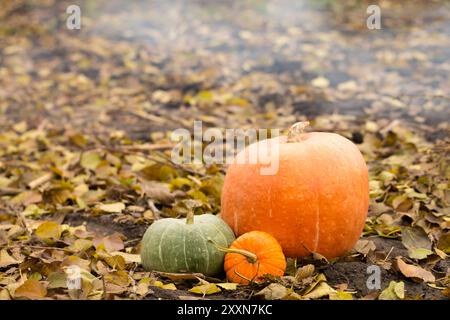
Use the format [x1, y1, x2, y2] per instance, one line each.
[140, 214, 236, 276]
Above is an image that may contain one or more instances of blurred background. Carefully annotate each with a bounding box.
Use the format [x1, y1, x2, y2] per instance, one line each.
[0, 0, 449, 141]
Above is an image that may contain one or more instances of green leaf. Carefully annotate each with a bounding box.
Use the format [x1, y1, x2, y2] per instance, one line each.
[401, 226, 432, 259]
[408, 248, 433, 260]
[47, 272, 68, 289]
[22, 204, 47, 217]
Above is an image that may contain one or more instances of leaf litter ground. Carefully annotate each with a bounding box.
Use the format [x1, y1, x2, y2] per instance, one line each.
[0, 0, 448, 300]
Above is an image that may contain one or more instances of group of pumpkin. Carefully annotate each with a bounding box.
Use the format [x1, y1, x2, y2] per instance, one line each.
[140, 123, 369, 284]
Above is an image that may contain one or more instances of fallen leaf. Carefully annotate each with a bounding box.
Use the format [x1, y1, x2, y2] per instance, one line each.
[162, 283, 177, 290]
[14, 279, 47, 300]
[81, 151, 102, 171]
[67, 239, 93, 253]
[353, 239, 376, 256]
[35, 221, 62, 243]
[255, 283, 288, 300]
[216, 283, 238, 290]
[437, 233, 450, 254]
[408, 248, 434, 260]
[396, 257, 435, 283]
[61, 255, 91, 270]
[98, 202, 125, 213]
[0, 249, 22, 268]
[379, 281, 404, 300]
[189, 283, 221, 296]
[0, 289, 10, 300]
[47, 272, 68, 289]
[295, 264, 315, 281]
[302, 282, 336, 299]
[329, 291, 353, 300]
[110, 251, 141, 264]
[401, 226, 433, 260]
[93, 234, 125, 252]
[141, 180, 175, 205]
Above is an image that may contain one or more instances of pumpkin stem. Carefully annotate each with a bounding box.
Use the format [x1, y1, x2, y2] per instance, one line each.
[210, 240, 258, 264]
[287, 121, 310, 142]
[186, 211, 195, 225]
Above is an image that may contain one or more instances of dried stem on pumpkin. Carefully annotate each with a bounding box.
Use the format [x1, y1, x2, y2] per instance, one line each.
[287, 121, 310, 142]
[209, 239, 258, 264]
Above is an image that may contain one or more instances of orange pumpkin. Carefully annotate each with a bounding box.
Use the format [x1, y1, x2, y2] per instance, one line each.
[221, 122, 369, 259]
[224, 231, 286, 285]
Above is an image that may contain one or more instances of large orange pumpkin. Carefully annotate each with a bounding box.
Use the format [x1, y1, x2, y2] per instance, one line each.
[221, 122, 369, 259]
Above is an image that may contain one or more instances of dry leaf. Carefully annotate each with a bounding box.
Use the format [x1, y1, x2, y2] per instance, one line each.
[98, 202, 125, 213]
[189, 283, 221, 296]
[216, 283, 238, 290]
[14, 279, 47, 300]
[295, 264, 315, 281]
[93, 234, 125, 252]
[255, 283, 288, 300]
[302, 282, 336, 299]
[35, 221, 62, 243]
[0, 249, 22, 268]
[396, 257, 435, 283]
[379, 281, 404, 300]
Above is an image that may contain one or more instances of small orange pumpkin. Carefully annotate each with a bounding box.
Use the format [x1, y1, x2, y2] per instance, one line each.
[223, 231, 286, 285]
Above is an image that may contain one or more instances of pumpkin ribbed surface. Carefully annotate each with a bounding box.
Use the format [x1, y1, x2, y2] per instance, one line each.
[140, 214, 235, 276]
[224, 231, 286, 284]
[221, 132, 369, 258]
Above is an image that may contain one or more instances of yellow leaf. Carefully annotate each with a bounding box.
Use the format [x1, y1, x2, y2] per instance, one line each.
[104, 255, 126, 270]
[189, 283, 221, 295]
[35, 221, 62, 242]
[98, 202, 125, 213]
[80, 151, 102, 171]
[216, 283, 238, 290]
[104, 271, 130, 287]
[329, 291, 353, 300]
[162, 283, 177, 290]
[152, 280, 164, 288]
[110, 251, 141, 264]
[14, 279, 47, 300]
[67, 239, 93, 253]
[379, 281, 404, 300]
